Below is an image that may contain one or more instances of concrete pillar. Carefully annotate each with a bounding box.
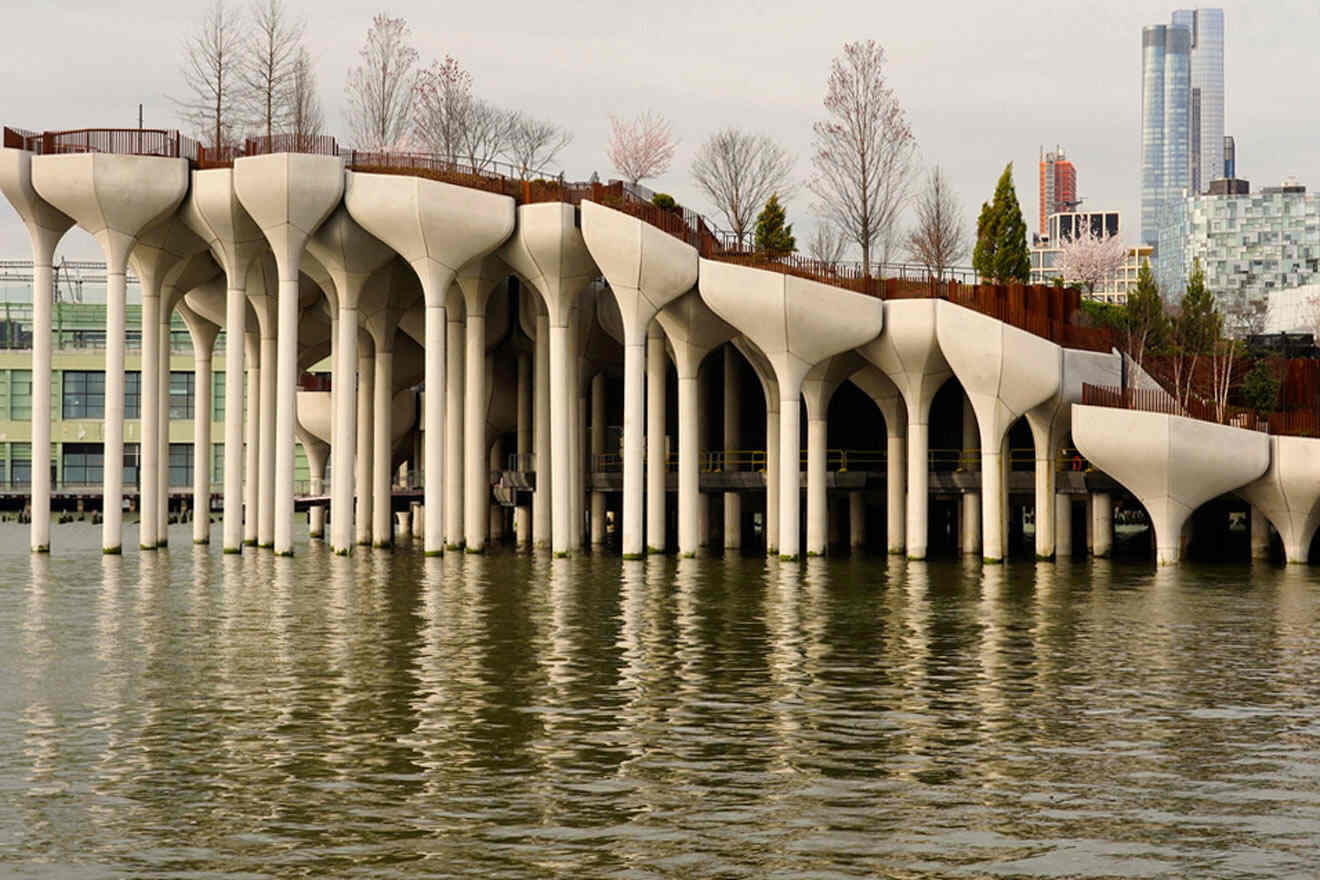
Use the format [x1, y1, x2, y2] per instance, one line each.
[395, 509, 411, 538]
[330, 308, 357, 554]
[907, 420, 932, 559]
[180, 308, 218, 545]
[533, 310, 551, 549]
[576, 369, 588, 550]
[446, 296, 465, 549]
[806, 414, 828, 556]
[140, 290, 160, 549]
[1093, 491, 1114, 558]
[461, 270, 497, 552]
[1026, 413, 1057, 560]
[550, 321, 575, 557]
[766, 402, 780, 556]
[646, 324, 666, 554]
[962, 492, 981, 555]
[373, 349, 394, 548]
[978, 413, 1009, 563]
[221, 293, 246, 552]
[697, 363, 711, 548]
[101, 263, 128, 552]
[617, 321, 645, 559]
[257, 331, 276, 547]
[422, 302, 446, 556]
[516, 350, 532, 548]
[1085, 493, 1095, 556]
[355, 350, 374, 546]
[156, 312, 170, 548]
[886, 428, 905, 554]
[723, 345, 741, 550]
[243, 335, 259, 546]
[778, 394, 802, 559]
[1055, 493, 1073, 558]
[1251, 504, 1271, 561]
[676, 369, 700, 557]
[590, 372, 605, 546]
[850, 491, 866, 549]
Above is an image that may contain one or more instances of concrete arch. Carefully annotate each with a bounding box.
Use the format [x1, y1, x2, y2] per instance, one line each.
[801, 352, 867, 556]
[847, 364, 907, 554]
[732, 335, 780, 556]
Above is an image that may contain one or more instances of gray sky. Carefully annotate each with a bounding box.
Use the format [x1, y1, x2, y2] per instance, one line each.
[1, 0, 1314, 264]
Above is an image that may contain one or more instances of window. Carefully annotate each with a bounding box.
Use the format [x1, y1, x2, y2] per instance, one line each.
[169, 443, 193, 488]
[124, 371, 140, 420]
[10, 369, 31, 421]
[211, 372, 225, 422]
[10, 443, 30, 487]
[169, 371, 194, 420]
[62, 371, 105, 419]
[212, 443, 224, 484]
[123, 443, 140, 487]
[62, 443, 103, 486]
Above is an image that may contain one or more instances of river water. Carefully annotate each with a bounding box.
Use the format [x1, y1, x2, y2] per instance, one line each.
[3, 520, 1320, 878]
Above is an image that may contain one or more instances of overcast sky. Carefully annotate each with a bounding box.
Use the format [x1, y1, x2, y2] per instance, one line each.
[1, 0, 1314, 263]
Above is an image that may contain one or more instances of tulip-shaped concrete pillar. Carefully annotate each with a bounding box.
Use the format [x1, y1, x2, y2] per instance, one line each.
[516, 350, 533, 547]
[245, 259, 279, 548]
[178, 302, 220, 544]
[733, 337, 780, 556]
[857, 301, 950, 561]
[848, 364, 907, 554]
[937, 303, 1061, 563]
[348, 172, 515, 555]
[0, 149, 72, 553]
[503, 203, 600, 556]
[445, 287, 465, 549]
[532, 306, 551, 548]
[646, 323, 667, 553]
[1074, 405, 1270, 565]
[130, 221, 208, 550]
[181, 169, 266, 553]
[243, 333, 260, 545]
[656, 291, 737, 557]
[1240, 435, 1320, 565]
[356, 343, 375, 546]
[701, 262, 883, 560]
[801, 353, 865, 556]
[723, 345, 742, 550]
[32, 153, 188, 553]
[306, 206, 395, 555]
[579, 202, 696, 558]
[456, 256, 510, 552]
[235, 154, 343, 555]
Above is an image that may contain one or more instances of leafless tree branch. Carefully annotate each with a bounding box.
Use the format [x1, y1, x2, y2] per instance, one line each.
[172, 0, 246, 150]
[288, 47, 323, 151]
[690, 128, 794, 246]
[905, 166, 967, 281]
[608, 110, 677, 186]
[345, 14, 418, 150]
[239, 0, 304, 143]
[505, 112, 573, 179]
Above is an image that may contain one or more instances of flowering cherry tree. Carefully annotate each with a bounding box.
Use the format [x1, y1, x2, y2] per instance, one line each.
[1057, 224, 1129, 293]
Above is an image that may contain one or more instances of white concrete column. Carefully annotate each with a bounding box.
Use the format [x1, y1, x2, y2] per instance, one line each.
[646, 324, 666, 554]
[550, 322, 575, 556]
[574, 367, 587, 550]
[140, 292, 160, 550]
[806, 415, 828, 556]
[191, 334, 214, 545]
[330, 307, 357, 554]
[590, 372, 605, 546]
[258, 331, 277, 547]
[1033, 434, 1057, 560]
[464, 308, 487, 552]
[373, 349, 394, 548]
[906, 420, 931, 560]
[1251, 504, 1271, 561]
[396, 509, 411, 538]
[886, 429, 905, 554]
[979, 428, 1006, 563]
[778, 396, 802, 560]
[723, 346, 741, 550]
[30, 257, 55, 552]
[677, 372, 700, 556]
[1085, 493, 1095, 556]
[962, 492, 982, 555]
[222, 291, 246, 552]
[445, 302, 464, 549]
[516, 350, 532, 547]
[156, 313, 170, 548]
[765, 403, 780, 556]
[102, 266, 127, 553]
[1055, 493, 1073, 558]
[356, 350, 374, 546]
[271, 278, 300, 554]
[243, 336, 260, 546]
[1093, 491, 1114, 558]
[697, 364, 711, 548]
[489, 436, 505, 541]
[850, 491, 866, 549]
[423, 302, 446, 555]
[533, 311, 551, 549]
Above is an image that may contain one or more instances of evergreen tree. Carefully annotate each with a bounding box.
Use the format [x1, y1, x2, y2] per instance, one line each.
[754, 194, 796, 257]
[1176, 259, 1220, 357]
[971, 164, 1030, 283]
[1122, 260, 1166, 388]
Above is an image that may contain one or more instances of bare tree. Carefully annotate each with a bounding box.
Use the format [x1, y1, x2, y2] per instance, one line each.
[1056, 223, 1128, 294]
[413, 55, 471, 161]
[174, 0, 246, 151]
[506, 112, 573, 179]
[288, 48, 323, 151]
[240, 0, 304, 144]
[905, 166, 967, 281]
[806, 220, 848, 264]
[690, 128, 794, 247]
[608, 110, 677, 186]
[345, 14, 418, 150]
[809, 40, 918, 277]
[460, 100, 515, 172]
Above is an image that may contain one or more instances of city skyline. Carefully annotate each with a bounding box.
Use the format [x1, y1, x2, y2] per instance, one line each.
[0, 0, 1314, 276]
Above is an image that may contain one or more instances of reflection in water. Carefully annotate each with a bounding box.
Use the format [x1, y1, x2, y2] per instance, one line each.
[2, 527, 1320, 877]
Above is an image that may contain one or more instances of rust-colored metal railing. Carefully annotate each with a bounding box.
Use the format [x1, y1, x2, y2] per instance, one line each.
[5, 127, 200, 161]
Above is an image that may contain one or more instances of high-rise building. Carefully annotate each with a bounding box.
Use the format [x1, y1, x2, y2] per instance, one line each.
[1139, 9, 1225, 248]
[1223, 135, 1236, 179]
[1038, 146, 1077, 236]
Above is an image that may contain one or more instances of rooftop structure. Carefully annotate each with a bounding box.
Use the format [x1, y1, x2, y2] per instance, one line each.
[1039, 146, 1077, 236]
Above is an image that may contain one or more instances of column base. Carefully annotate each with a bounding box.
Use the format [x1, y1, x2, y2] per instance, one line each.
[259, 542, 274, 549]
[223, 546, 242, 555]
[275, 550, 293, 558]
[375, 541, 394, 549]
[424, 549, 444, 557]
[332, 546, 352, 556]
[983, 556, 1004, 564]
[622, 552, 643, 560]
[32, 545, 49, 554]
[778, 553, 799, 562]
[244, 539, 257, 547]
[1036, 553, 1053, 561]
[806, 550, 823, 558]
[194, 538, 210, 545]
[140, 543, 157, 551]
[555, 550, 571, 558]
[465, 545, 484, 554]
[646, 545, 664, 554]
[103, 546, 122, 555]
[446, 542, 465, 551]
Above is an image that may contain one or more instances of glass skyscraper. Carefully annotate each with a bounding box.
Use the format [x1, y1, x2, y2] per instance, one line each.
[1140, 9, 1225, 250]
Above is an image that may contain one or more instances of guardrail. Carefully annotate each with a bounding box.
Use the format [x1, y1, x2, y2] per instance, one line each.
[1081, 383, 1320, 437]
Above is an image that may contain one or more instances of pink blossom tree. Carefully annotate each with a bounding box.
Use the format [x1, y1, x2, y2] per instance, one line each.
[1056, 224, 1128, 294]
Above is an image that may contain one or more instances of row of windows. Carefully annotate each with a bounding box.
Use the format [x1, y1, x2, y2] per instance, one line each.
[0, 441, 313, 488]
[60, 370, 215, 421]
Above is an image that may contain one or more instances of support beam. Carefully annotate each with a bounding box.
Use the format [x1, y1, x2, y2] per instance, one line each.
[723, 345, 741, 550]
[646, 323, 667, 554]
[590, 372, 605, 546]
[355, 349, 374, 546]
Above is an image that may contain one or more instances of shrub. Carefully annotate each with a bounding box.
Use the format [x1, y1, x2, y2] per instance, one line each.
[651, 192, 676, 210]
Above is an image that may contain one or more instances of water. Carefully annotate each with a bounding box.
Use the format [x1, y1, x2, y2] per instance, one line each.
[4, 521, 1320, 877]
